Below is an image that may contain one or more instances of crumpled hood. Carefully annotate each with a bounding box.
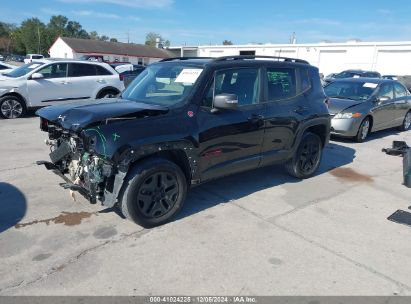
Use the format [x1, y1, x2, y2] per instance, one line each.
[328, 98, 363, 115]
[36, 98, 169, 131]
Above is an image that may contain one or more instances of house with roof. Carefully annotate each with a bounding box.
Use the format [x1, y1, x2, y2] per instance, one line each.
[49, 37, 173, 65]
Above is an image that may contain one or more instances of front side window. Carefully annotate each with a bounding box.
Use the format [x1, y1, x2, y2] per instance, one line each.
[378, 84, 394, 99]
[122, 63, 204, 106]
[266, 68, 296, 101]
[37, 63, 68, 79]
[394, 83, 407, 98]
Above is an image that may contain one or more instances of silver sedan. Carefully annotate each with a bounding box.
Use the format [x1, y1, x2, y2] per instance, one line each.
[324, 78, 411, 142]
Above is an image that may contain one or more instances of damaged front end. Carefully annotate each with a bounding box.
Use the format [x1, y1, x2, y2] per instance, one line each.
[37, 117, 118, 205]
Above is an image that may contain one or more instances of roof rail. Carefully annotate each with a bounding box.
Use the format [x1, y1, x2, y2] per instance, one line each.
[213, 55, 309, 64]
[160, 57, 213, 62]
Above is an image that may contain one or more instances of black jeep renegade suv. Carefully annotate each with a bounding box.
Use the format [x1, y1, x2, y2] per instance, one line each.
[37, 56, 331, 227]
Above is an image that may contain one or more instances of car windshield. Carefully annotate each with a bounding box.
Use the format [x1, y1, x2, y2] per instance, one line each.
[324, 81, 378, 101]
[3, 62, 44, 78]
[121, 63, 204, 106]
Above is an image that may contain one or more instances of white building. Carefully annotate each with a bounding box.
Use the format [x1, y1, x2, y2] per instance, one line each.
[168, 41, 411, 76]
[49, 37, 173, 65]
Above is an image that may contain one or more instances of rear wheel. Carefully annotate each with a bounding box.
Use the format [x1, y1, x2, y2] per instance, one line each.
[355, 117, 371, 142]
[285, 132, 323, 179]
[398, 111, 411, 131]
[0, 96, 26, 119]
[97, 89, 118, 99]
[119, 158, 187, 228]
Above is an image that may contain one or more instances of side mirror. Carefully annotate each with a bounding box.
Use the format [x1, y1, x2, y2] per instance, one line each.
[213, 93, 238, 110]
[376, 96, 391, 104]
[31, 73, 44, 80]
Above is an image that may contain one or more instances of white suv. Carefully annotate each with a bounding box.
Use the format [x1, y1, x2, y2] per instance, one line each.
[24, 54, 44, 64]
[0, 59, 125, 119]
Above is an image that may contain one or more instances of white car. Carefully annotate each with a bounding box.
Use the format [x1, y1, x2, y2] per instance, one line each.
[24, 54, 44, 64]
[0, 59, 125, 119]
[0, 62, 17, 74]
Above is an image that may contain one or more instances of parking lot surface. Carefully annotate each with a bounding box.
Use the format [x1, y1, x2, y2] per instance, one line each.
[1, 115, 411, 295]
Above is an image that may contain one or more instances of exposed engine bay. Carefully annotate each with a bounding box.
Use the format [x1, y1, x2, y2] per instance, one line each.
[40, 118, 115, 204]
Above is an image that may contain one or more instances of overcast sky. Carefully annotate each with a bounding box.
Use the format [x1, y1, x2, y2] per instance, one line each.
[2, 0, 411, 45]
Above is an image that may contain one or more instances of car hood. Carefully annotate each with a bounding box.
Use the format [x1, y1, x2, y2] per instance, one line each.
[36, 98, 169, 131]
[328, 98, 363, 115]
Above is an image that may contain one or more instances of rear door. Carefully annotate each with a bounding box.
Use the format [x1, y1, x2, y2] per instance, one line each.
[26, 63, 72, 106]
[67, 63, 101, 100]
[197, 67, 266, 181]
[393, 82, 411, 126]
[260, 65, 310, 166]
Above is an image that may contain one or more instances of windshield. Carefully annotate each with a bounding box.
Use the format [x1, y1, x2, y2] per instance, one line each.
[324, 81, 378, 101]
[3, 62, 45, 78]
[121, 64, 204, 106]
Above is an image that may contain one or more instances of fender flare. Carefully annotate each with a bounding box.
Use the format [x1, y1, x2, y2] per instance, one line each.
[96, 86, 121, 99]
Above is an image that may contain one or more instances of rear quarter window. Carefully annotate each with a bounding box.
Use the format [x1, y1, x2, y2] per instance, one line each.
[96, 65, 112, 76]
[266, 67, 297, 101]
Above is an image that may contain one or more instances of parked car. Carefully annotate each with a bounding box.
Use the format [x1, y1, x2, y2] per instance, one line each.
[324, 69, 381, 85]
[0, 62, 17, 74]
[0, 55, 4, 61]
[111, 63, 146, 88]
[0, 59, 124, 119]
[324, 78, 411, 142]
[13, 55, 25, 62]
[36, 55, 330, 227]
[382, 75, 398, 80]
[24, 54, 44, 64]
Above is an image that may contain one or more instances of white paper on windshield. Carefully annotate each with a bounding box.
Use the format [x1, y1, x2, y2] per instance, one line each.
[353, 75, 360, 78]
[175, 69, 203, 84]
[28, 64, 41, 69]
[363, 82, 378, 88]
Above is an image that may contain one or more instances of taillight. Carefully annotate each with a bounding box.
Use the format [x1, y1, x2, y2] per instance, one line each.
[40, 118, 49, 131]
[119, 74, 124, 81]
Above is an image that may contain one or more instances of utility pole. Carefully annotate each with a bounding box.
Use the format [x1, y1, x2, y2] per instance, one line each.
[37, 27, 41, 54]
[126, 30, 130, 43]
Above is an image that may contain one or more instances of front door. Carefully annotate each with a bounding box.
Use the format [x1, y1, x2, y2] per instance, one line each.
[197, 67, 266, 182]
[27, 63, 72, 106]
[372, 83, 395, 131]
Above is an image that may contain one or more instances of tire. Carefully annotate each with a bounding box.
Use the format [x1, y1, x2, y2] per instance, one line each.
[119, 158, 187, 228]
[355, 117, 371, 143]
[97, 89, 118, 99]
[0, 95, 26, 119]
[398, 111, 411, 131]
[285, 132, 323, 179]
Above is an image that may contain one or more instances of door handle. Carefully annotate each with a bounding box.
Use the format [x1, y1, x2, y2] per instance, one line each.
[97, 79, 105, 83]
[248, 114, 264, 124]
[60, 81, 70, 85]
[294, 106, 309, 115]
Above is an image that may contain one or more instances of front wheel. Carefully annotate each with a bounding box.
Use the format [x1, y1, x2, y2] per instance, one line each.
[398, 111, 411, 131]
[285, 132, 323, 179]
[355, 117, 371, 142]
[119, 158, 187, 228]
[97, 90, 118, 99]
[0, 96, 26, 119]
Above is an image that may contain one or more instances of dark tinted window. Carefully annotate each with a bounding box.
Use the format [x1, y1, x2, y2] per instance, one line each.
[266, 68, 296, 101]
[68, 63, 97, 77]
[37, 63, 68, 79]
[32, 55, 43, 59]
[394, 83, 407, 98]
[0, 64, 8, 70]
[96, 65, 112, 76]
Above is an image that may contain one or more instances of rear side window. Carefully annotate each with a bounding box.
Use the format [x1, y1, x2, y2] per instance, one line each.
[0, 64, 7, 70]
[68, 63, 97, 77]
[96, 65, 112, 76]
[300, 68, 311, 93]
[266, 68, 296, 101]
[32, 55, 43, 59]
[394, 83, 408, 98]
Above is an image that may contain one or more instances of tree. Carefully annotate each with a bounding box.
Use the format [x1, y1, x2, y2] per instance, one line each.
[14, 18, 47, 54]
[110, 38, 118, 43]
[222, 40, 233, 45]
[145, 32, 169, 47]
[99, 35, 109, 41]
[65, 21, 89, 39]
[89, 31, 99, 40]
